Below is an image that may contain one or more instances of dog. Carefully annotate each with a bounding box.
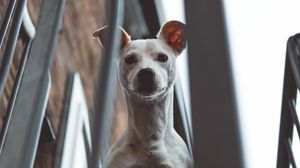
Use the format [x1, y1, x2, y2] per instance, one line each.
[93, 20, 192, 168]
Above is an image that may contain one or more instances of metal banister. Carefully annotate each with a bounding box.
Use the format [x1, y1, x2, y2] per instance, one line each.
[185, 0, 244, 167]
[90, 0, 124, 167]
[0, 4, 36, 153]
[277, 34, 300, 168]
[0, 0, 17, 49]
[0, 0, 67, 167]
[0, 0, 27, 97]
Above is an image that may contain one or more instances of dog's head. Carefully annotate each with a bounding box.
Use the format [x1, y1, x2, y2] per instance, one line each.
[93, 21, 186, 100]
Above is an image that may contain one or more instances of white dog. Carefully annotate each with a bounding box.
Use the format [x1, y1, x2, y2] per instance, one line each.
[93, 20, 192, 168]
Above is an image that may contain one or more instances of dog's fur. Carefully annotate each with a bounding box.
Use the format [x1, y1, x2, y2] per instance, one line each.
[93, 21, 192, 168]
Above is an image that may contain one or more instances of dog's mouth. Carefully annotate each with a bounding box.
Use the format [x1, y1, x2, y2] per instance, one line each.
[137, 82, 156, 95]
[129, 87, 167, 100]
[126, 68, 169, 100]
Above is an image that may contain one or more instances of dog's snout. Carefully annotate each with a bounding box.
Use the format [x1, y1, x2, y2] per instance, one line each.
[136, 68, 156, 94]
[137, 68, 155, 81]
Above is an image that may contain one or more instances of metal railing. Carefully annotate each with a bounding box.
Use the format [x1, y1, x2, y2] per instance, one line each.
[0, 0, 27, 97]
[185, 0, 244, 167]
[0, 4, 35, 152]
[0, 0, 67, 167]
[277, 34, 300, 168]
[91, 0, 124, 167]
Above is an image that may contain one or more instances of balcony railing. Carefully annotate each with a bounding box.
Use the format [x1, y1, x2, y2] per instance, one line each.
[0, 3, 34, 150]
[277, 34, 300, 168]
[0, 0, 66, 167]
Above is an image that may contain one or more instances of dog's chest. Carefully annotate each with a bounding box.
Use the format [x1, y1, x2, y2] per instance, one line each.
[124, 143, 173, 168]
[124, 134, 191, 168]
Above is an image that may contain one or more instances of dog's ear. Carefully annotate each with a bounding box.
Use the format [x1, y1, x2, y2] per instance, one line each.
[157, 20, 186, 55]
[92, 26, 131, 49]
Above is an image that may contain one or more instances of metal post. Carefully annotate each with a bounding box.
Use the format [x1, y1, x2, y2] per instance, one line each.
[90, 0, 124, 167]
[185, 0, 244, 167]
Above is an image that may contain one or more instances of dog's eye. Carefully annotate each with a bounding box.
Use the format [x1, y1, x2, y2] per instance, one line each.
[157, 53, 168, 62]
[124, 55, 137, 64]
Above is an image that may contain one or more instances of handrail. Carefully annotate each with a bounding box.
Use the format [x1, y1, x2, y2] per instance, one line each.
[90, 0, 124, 167]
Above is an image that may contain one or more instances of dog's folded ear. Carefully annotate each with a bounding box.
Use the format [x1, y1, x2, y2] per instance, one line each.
[92, 26, 131, 49]
[157, 20, 186, 55]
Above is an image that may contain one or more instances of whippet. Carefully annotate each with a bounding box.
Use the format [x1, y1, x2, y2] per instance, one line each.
[93, 20, 192, 168]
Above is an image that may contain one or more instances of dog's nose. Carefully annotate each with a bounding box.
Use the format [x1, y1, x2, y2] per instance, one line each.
[137, 68, 156, 93]
[137, 68, 155, 81]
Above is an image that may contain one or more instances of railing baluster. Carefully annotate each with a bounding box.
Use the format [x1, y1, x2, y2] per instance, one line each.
[0, 39, 31, 153]
[277, 35, 299, 168]
[0, 4, 36, 153]
[0, 0, 17, 49]
[288, 99, 300, 140]
[185, 0, 244, 167]
[285, 138, 297, 168]
[0, 0, 27, 97]
[90, 0, 124, 167]
[53, 73, 74, 168]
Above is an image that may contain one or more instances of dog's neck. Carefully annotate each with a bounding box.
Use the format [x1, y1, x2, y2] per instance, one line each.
[125, 86, 174, 145]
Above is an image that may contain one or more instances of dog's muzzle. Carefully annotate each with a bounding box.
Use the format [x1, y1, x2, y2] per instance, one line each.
[137, 68, 157, 94]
